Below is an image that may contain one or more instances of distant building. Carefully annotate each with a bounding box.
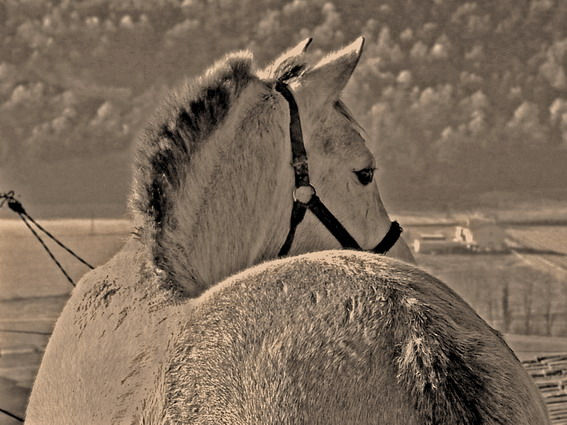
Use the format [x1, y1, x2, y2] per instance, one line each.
[412, 231, 464, 254]
[413, 218, 508, 254]
[465, 218, 508, 251]
[454, 226, 474, 245]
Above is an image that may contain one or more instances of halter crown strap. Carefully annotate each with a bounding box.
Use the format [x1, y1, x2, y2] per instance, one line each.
[275, 81, 402, 257]
[275, 81, 310, 188]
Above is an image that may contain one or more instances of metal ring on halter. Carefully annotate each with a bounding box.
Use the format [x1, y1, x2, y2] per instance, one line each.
[292, 184, 316, 205]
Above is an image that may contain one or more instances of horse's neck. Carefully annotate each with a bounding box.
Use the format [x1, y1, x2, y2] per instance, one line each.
[140, 87, 293, 297]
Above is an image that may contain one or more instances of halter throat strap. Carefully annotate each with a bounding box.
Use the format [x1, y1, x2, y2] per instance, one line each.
[274, 81, 402, 257]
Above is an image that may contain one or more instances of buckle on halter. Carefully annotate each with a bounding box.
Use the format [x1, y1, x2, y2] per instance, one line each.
[293, 184, 316, 205]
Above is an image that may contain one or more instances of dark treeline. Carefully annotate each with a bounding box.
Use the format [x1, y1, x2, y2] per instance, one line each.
[1, 0, 566, 213]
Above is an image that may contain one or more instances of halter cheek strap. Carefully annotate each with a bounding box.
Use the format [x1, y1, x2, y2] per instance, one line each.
[275, 81, 402, 257]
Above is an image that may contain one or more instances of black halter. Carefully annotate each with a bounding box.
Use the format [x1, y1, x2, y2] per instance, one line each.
[275, 81, 402, 257]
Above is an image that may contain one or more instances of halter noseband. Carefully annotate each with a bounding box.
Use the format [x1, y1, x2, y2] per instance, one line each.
[275, 80, 402, 257]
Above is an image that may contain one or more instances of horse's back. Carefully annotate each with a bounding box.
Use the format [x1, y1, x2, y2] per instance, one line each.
[161, 251, 548, 425]
[27, 248, 548, 425]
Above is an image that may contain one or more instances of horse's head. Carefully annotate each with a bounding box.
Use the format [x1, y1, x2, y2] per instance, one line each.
[263, 37, 415, 263]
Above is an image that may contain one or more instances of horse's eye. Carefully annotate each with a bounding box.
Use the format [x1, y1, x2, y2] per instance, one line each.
[353, 168, 375, 185]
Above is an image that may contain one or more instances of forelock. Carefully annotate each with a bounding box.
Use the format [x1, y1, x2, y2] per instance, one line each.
[259, 54, 309, 83]
[275, 60, 308, 82]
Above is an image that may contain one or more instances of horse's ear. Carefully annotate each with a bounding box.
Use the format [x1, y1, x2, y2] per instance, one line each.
[294, 36, 364, 108]
[260, 37, 312, 81]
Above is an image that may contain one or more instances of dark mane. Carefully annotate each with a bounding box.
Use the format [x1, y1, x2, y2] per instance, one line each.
[130, 52, 255, 272]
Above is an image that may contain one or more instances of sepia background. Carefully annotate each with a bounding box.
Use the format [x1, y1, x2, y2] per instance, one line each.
[1, 0, 566, 423]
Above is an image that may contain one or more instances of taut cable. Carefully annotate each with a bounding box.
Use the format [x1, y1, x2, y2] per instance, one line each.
[1, 191, 95, 288]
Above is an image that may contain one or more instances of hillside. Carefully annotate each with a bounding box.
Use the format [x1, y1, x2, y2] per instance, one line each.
[1, 0, 566, 216]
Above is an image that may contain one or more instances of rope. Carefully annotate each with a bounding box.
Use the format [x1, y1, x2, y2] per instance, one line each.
[1, 191, 94, 287]
[0, 328, 51, 335]
[0, 407, 24, 422]
[18, 213, 76, 286]
[23, 214, 94, 269]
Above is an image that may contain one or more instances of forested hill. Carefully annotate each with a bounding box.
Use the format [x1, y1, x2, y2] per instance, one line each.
[1, 0, 566, 216]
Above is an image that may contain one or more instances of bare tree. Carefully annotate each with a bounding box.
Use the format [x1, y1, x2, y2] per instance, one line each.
[501, 278, 511, 333]
[542, 275, 555, 336]
[522, 280, 534, 334]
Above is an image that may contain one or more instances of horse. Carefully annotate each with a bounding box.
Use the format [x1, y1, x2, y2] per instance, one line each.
[25, 37, 418, 424]
[25, 37, 548, 424]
